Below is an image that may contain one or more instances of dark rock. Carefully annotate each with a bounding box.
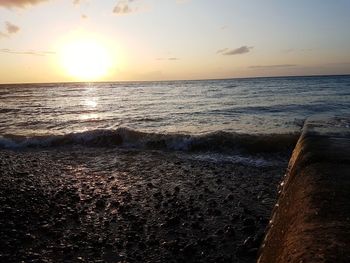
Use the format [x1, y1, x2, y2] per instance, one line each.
[191, 221, 201, 229]
[243, 206, 253, 215]
[236, 236, 259, 257]
[96, 199, 106, 208]
[208, 208, 222, 216]
[197, 236, 214, 249]
[215, 255, 232, 263]
[242, 225, 256, 235]
[196, 179, 204, 186]
[174, 186, 180, 193]
[110, 200, 120, 208]
[224, 225, 236, 238]
[236, 245, 258, 257]
[257, 216, 269, 225]
[153, 191, 163, 200]
[243, 236, 255, 248]
[216, 229, 224, 236]
[230, 214, 240, 222]
[16, 171, 30, 176]
[225, 194, 234, 201]
[183, 243, 196, 257]
[138, 241, 147, 250]
[208, 199, 217, 207]
[146, 235, 159, 246]
[111, 185, 118, 192]
[243, 218, 255, 226]
[253, 231, 265, 247]
[165, 216, 181, 227]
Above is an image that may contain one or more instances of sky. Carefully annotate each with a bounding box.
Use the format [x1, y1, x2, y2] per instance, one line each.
[0, 0, 350, 83]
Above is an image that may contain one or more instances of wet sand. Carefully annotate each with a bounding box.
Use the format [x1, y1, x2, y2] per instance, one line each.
[0, 147, 288, 263]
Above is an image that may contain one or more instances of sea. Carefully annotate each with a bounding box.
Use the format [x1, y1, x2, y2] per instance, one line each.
[1, 75, 349, 165]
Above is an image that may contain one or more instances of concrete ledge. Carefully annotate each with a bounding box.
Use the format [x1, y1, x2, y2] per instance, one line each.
[258, 116, 350, 263]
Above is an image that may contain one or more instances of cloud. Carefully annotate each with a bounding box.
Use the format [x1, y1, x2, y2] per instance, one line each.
[5, 22, 20, 34]
[249, 64, 297, 69]
[0, 22, 20, 38]
[0, 0, 48, 8]
[113, 0, 137, 15]
[217, 46, 253, 56]
[216, 48, 228, 54]
[0, 48, 56, 56]
[156, 57, 180, 61]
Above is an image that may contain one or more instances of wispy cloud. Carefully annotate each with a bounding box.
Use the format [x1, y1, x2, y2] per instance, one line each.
[0, 0, 48, 8]
[5, 22, 20, 34]
[217, 46, 253, 56]
[216, 48, 228, 54]
[156, 57, 180, 61]
[113, 0, 138, 15]
[0, 22, 21, 38]
[0, 48, 56, 56]
[249, 64, 297, 69]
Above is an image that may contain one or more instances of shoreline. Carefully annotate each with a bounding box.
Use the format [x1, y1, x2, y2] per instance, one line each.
[0, 147, 288, 262]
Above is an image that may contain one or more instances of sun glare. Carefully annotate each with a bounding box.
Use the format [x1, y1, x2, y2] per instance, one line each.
[60, 39, 112, 81]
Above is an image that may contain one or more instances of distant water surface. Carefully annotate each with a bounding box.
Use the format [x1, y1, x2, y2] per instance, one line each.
[0, 75, 349, 152]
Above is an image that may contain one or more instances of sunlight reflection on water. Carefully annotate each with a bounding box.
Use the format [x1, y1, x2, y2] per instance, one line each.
[84, 99, 98, 108]
[1, 76, 349, 136]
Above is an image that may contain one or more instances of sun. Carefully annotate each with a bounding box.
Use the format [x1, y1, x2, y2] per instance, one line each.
[60, 39, 112, 81]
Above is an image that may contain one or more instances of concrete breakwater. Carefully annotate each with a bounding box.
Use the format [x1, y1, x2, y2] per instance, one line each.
[258, 116, 350, 263]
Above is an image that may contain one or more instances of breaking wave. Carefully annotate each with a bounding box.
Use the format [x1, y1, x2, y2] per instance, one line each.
[0, 128, 299, 154]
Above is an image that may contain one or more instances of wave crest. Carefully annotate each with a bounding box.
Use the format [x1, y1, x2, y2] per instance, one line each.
[0, 128, 299, 154]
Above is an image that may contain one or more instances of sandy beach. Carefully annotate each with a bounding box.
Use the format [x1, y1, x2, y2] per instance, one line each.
[0, 147, 289, 262]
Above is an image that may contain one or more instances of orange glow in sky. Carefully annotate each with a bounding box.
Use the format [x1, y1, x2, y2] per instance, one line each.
[0, 0, 349, 83]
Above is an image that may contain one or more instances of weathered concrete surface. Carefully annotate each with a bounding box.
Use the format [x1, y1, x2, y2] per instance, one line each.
[258, 115, 350, 263]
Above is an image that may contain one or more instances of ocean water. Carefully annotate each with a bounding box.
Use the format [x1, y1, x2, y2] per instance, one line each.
[0, 75, 349, 157]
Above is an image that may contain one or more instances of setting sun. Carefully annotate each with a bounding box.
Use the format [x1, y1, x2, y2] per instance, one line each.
[59, 39, 112, 81]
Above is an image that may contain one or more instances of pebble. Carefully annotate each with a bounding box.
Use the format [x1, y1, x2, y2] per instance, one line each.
[174, 186, 180, 193]
[242, 225, 256, 235]
[0, 150, 281, 263]
[243, 218, 255, 226]
[224, 225, 236, 238]
[165, 216, 181, 227]
[183, 243, 197, 257]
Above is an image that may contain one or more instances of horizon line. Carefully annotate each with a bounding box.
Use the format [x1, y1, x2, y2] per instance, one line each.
[1, 73, 350, 86]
